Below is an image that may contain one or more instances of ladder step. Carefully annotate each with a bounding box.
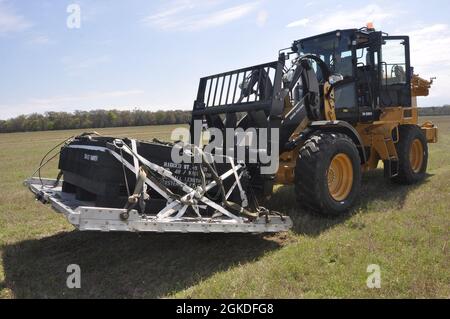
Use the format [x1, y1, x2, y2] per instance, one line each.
[383, 159, 399, 178]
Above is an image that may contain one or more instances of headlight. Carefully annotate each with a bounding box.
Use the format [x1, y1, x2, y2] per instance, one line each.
[329, 74, 344, 85]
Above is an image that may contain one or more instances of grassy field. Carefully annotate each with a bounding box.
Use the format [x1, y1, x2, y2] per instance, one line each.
[0, 118, 448, 299]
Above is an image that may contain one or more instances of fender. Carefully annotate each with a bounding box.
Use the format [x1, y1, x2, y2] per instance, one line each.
[309, 121, 367, 163]
[285, 120, 367, 164]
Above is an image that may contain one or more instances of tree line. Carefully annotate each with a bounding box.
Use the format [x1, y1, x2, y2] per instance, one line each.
[0, 105, 449, 134]
[418, 105, 450, 116]
[0, 109, 192, 133]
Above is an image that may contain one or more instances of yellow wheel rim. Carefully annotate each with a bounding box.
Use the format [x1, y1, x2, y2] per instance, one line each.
[327, 153, 354, 202]
[409, 138, 424, 173]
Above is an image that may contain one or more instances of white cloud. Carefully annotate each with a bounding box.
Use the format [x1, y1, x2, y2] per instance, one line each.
[286, 18, 309, 28]
[142, 1, 260, 31]
[316, 4, 392, 32]
[256, 10, 268, 27]
[401, 23, 450, 106]
[0, 0, 31, 35]
[283, 3, 450, 106]
[190, 3, 258, 30]
[143, 0, 196, 25]
[286, 4, 392, 31]
[407, 24, 450, 70]
[29, 35, 51, 45]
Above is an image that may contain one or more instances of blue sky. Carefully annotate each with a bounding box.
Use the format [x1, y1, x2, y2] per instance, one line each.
[1, 0, 449, 119]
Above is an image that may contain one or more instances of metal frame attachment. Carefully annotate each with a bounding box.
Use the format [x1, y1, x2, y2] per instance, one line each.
[25, 178, 292, 233]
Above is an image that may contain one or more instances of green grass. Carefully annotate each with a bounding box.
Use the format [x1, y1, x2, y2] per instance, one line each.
[0, 118, 449, 299]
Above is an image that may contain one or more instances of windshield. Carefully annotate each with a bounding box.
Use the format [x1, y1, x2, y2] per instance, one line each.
[296, 32, 354, 78]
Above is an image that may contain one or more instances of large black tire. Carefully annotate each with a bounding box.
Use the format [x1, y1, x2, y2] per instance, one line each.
[294, 132, 361, 216]
[392, 125, 428, 184]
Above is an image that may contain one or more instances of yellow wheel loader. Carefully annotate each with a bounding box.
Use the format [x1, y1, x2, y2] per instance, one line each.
[271, 27, 438, 215]
[25, 26, 437, 233]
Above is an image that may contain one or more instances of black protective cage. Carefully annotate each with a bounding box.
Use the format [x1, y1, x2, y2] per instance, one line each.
[190, 55, 286, 155]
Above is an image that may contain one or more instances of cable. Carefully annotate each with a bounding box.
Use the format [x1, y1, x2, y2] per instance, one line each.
[30, 135, 75, 188]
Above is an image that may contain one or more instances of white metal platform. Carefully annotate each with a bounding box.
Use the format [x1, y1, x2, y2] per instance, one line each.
[25, 178, 292, 233]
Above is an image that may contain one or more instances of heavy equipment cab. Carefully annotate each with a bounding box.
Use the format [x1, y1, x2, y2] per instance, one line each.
[291, 28, 412, 123]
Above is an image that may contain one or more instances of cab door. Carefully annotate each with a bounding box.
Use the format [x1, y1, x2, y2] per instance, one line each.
[379, 36, 411, 107]
[333, 49, 359, 124]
